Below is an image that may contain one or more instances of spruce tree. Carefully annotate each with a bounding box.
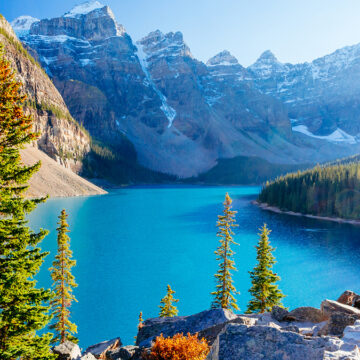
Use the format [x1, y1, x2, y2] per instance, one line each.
[49, 209, 78, 344]
[0, 45, 55, 359]
[159, 285, 179, 318]
[211, 193, 239, 311]
[246, 224, 285, 314]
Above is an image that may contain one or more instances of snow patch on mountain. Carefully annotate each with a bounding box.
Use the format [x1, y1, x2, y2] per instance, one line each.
[64, 0, 104, 18]
[136, 43, 176, 127]
[11, 16, 39, 36]
[293, 125, 357, 144]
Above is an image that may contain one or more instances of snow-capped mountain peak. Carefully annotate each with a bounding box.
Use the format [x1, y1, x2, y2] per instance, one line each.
[64, 0, 105, 18]
[207, 50, 239, 67]
[248, 49, 284, 78]
[257, 49, 278, 62]
[11, 15, 39, 36]
[138, 30, 192, 59]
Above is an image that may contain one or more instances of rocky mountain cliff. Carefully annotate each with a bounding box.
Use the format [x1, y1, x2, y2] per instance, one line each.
[11, 0, 360, 181]
[0, 14, 90, 172]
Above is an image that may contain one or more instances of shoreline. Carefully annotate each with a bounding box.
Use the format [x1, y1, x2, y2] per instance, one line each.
[253, 200, 360, 226]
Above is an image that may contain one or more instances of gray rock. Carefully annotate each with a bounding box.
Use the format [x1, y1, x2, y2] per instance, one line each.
[321, 312, 359, 336]
[282, 325, 300, 333]
[207, 323, 359, 360]
[343, 320, 360, 346]
[85, 337, 122, 359]
[271, 305, 289, 322]
[288, 306, 327, 323]
[198, 316, 256, 346]
[136, 308, 237, 348]
[52, 341, 81, 360]
[321, 300, 360, 318]
[80, 354, 97, 360]
[106, 346, 141, 360]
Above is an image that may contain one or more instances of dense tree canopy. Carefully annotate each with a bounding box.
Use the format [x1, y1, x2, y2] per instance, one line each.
[258, 160, 360, 219]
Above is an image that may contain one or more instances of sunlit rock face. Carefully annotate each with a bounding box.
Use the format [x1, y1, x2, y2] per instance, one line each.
[2, 15, 90, 172]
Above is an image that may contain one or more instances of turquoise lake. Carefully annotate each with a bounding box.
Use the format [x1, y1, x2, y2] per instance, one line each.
[28, 186, 360, 348]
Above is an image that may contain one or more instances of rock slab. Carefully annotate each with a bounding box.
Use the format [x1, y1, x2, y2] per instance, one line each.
[86, 338, 122, 359]
[136, 308, 237, 348]
[52, 341, 82, 360]
[207, 323, 360, 360]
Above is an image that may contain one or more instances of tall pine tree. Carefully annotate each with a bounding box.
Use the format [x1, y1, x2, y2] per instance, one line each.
[0, 44, 55, 359]
[246, 224, 285, 314]
[159, 285, 179, 318]
[211, 193, 239, 311]
[49, 209, 78, 344]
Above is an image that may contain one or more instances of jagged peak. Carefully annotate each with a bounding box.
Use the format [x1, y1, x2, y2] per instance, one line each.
[139, 30, 184, 45]
[256, 50, 279, 63]
[137, 30, 192, 58]
[207, 50, 239, 67]
[11, 15, 39, 31]
[63, 0, 105, 18]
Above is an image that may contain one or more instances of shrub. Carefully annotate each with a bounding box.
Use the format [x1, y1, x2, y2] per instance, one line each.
[146, 333, 209, 360]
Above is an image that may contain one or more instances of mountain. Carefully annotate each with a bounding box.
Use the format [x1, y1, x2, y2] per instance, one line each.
[247, 46, 360, 140]
[0, 14, 105, 196]
[10, 1, 360, 182]
[1, 14, 90, 172]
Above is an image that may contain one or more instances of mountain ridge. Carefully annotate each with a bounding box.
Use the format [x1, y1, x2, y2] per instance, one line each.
[9, 1, 360, 182]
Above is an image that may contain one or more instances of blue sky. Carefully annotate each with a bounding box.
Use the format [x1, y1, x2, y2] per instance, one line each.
[1, 0, 360, 66]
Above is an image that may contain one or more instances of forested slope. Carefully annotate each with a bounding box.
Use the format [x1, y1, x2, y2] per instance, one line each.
[258, 158, 360, 219]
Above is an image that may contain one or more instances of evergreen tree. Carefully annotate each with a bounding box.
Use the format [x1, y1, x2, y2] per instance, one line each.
[159, 285, 179, 318]
[211, 193, 239, 311]
[0, 44, 55, 359]
[49, 209, 78, 344]
[246, 224, 285, 314]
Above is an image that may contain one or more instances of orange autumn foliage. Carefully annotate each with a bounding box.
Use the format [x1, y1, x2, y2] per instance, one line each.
[146, 332, 210, 360]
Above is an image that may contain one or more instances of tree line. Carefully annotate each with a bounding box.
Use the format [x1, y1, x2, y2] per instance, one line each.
[0, 43, 285, 359]
[258, 161, 360, 219]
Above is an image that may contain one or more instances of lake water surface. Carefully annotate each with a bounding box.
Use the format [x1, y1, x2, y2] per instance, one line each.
[29, 186, 360, 348]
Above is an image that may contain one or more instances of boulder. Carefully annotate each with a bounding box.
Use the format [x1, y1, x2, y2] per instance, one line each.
[287, 306, 327, 323]
[343, 320, 360, 345]
[207, 323, 360, 360]
[321, 300, 360, 319]
[320, 312, 359, 336]
[86, 338, 122, 359]
[337, 291, 359, 306]
[106, 346, 141, 360]
[136, 308, 237, 348]
[52, 341, 82, 360]
[198, 316, 256, 346]
[271, 306, 289, 322]
[282, 325, 300, 333]
[354, 299, 360, 310]
[81, 354, 97, 360]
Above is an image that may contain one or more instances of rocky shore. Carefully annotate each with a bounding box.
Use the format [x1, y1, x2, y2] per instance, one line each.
[254, 201, 360, 226]
[54, 290, 360, 360]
